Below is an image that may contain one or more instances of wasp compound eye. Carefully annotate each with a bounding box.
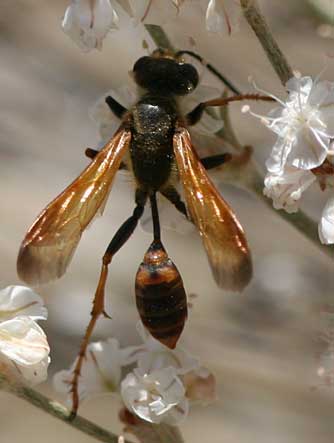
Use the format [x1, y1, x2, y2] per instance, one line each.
[173, 63, 199, 95]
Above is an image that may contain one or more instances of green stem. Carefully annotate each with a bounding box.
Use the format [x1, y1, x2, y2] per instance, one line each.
[0, 374, 133, 443]
[145, 24, 175, 51]
[240, 0, 294, 85]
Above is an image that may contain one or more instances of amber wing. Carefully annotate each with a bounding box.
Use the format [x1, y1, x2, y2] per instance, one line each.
[17, 129, 131, 285]
[173, 127, 252, 291]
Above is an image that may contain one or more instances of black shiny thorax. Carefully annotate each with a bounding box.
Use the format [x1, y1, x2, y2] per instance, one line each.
[129, 93, 179, 191]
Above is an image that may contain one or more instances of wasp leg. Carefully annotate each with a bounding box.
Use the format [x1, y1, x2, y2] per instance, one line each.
[175, 50, 240, 95]
[185, 103, 206, 126]
[85, 148, 99, 159]
[69, 189, 147, 418]
[84, 148, 127, 170]
[186, 94, 274, 125]
[200, 153, 232, 170]
[105, 95, 127, 119]
[160, 186, 188, 219]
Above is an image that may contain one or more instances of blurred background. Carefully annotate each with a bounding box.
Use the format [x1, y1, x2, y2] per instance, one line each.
[1, 0, 334, 442]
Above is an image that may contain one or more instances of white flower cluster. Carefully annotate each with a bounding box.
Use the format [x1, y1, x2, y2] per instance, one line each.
[62, 0, 240, 52]
[244, 74, 334, 244]
[0, 286, 50, 385]
[54, 322, 216, 424]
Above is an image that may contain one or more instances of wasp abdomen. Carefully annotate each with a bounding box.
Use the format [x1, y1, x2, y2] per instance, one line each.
[135, 241, 187, 349]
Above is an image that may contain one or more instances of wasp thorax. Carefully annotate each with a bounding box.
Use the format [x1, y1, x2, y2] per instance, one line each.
[133, 56, 199, 96]
[135, 240, 188, 349]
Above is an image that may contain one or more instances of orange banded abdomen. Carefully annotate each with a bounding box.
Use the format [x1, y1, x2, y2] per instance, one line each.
[135, 241, 187, 349]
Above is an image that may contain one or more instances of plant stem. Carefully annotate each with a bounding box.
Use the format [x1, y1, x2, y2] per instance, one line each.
[145, 24, 175, 52]
[240, 0, 294, 85]
[0, 374, 133, 443]
[145, 24, 333, 261]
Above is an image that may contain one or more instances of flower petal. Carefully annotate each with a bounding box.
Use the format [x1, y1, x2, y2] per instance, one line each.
[286, 76, 313, 100]
[206, 0, 233, 35]
[265, 138, 293, 174]
[0, 286, 47, 321]
[319, 196, 334, 244]
[0, 317, 50, 367]
[62, 0, 119, 52]
[263, 166, 316, 213]
[14, 355, 50, 385]
[290, 126, 329, 170]
[121, 368, 187, 424]
[137, 347, 199, 377]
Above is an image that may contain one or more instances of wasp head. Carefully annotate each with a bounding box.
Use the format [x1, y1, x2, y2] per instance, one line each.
[133, 48, 199, 96]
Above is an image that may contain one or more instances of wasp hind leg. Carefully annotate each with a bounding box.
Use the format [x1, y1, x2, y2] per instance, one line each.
[160, 186, 188, 219]
[200, 153, 232, 170]
[160, 151, 232, 220]
[69, 189, 147, 418]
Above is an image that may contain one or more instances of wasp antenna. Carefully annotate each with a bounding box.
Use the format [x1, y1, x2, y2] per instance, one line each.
[176, 49, 241, 95]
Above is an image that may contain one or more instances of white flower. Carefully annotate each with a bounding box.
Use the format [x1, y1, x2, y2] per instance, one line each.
[319, 196, 334, 244]
[205, 0, 240, 35]
[120, 322, 216, 423]
[53, 338, 127, 402]
[206, 0, 228, 33]
[132, 322, 199, 376]
[263, 165, 316, 213]
[62, 0, 119, 52]
[120, 323, 217, 423]
[0, 285, 47, 321]
[117, 0, 183, 25]
[254, 75, 334, 173]
[121, 367, 189, 424]
[244, 74, 334, 245]
[0, 317, 50, 384]
[0, 286, 50, 385]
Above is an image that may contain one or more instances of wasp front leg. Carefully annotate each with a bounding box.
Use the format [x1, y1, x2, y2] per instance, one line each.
[84, 94, 128, 160]
[105, 95, 127, 119]
[69, 189, 147, 418]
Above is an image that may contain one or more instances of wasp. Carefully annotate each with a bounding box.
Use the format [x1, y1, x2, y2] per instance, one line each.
[17, 48, 272, 414]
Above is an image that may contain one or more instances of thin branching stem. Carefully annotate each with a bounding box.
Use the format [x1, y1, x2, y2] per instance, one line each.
[240, 0, 294, 85]
[0, 374, 134, 443]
